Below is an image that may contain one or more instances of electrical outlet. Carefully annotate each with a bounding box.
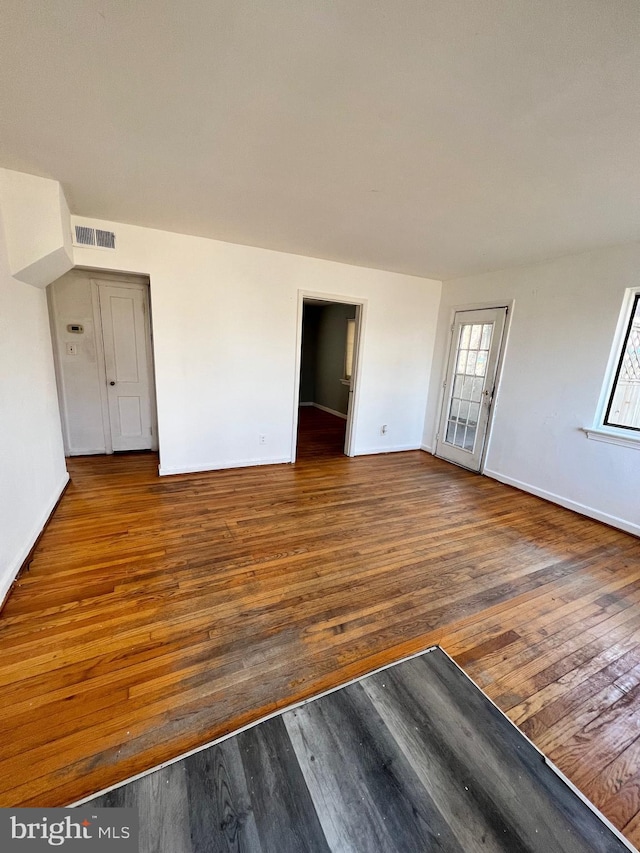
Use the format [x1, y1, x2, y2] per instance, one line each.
[381, 424, 388, 435]
[259, 434, 266, 445]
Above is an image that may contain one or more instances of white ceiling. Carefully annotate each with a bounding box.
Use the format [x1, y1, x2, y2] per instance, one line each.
[1, 1, 640, 280]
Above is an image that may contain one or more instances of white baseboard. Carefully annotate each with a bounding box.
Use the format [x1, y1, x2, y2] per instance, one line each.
[311, 403, 348, 420]
[355, 444, 421, 456]
[420, 444, 433, 453]
[483, 468, 640, 538]
[159, 456, 292, 476]
[299, 401, 313, 407]
[0, 471, 70, 608]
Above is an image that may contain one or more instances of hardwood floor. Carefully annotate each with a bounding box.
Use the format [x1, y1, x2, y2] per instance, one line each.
[89, 648, 629, 853]
[2, 410, 640, 845]
[296, 405, 347, 458]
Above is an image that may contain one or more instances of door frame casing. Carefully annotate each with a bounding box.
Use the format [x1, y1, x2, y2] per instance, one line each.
[433, 300, 514, 474]
[291, 290, 368, 462]
[49, 268, 158, 456]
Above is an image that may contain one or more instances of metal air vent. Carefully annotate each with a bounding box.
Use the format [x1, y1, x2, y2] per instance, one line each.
[73, 225, 116, 250]
[96, 229, 116, 249]
[74, 225, 95, 246]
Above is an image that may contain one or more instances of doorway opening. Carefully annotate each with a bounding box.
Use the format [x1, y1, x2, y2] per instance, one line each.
[48, 269, 158, 456]
[293, 295, 364, 461]
[435, 305, 509, 472]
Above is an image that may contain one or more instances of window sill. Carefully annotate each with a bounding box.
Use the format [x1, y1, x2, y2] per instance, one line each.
[583, 427, 640, 450]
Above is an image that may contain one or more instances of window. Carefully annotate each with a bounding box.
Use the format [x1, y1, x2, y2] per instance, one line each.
[344, 318, 356, 381]
[603, 293, 640, 432]
[586, 289, 640, 448]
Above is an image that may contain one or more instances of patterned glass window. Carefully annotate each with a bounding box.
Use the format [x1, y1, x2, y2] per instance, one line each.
[344, 319, 356, 380]
[605, 294, 640, 431]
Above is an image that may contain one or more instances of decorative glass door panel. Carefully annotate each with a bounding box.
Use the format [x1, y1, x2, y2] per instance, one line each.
[445, 322, 493, 453]
[436, 308, 507, 471]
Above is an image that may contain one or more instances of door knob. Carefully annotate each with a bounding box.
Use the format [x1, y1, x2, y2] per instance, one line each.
[109, 381, 116, 386]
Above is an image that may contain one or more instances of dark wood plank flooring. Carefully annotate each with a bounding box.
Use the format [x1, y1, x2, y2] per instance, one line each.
[296, 406, 347, 458]
[89, 648, 632, 852]
[1, 408, 640, 846]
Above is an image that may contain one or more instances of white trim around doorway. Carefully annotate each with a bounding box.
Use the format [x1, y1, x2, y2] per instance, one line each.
[291, 291, 368, 462]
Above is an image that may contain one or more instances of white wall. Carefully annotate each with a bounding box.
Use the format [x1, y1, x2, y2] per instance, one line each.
[0, 168, 73, 288]
[0, 213, 68, 601]
[71, 216, 442, 474]
[424, 243, 640, 535]
[48, 270, 109, 455]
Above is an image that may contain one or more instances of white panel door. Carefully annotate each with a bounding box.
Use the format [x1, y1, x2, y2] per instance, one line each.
[99, 283, 154, 451]
[435, 307, 507, 471]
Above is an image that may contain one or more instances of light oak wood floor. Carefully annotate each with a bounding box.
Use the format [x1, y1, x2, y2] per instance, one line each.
[2, 410, 640, 846]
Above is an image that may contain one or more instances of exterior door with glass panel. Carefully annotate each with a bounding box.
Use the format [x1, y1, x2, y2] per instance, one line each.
[435, 307, 507, 471]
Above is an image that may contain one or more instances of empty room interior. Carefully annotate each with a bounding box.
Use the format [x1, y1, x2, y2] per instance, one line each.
[2, 1, 640, 849]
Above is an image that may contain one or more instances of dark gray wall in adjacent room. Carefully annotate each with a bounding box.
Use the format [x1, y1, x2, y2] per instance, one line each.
[299, 304, 320, 404]
[315, 303, 356, 416]
[299, 302, 356, 416]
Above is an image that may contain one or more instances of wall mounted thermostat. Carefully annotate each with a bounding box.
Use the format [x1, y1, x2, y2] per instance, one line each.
[67, 323, 84, 333]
